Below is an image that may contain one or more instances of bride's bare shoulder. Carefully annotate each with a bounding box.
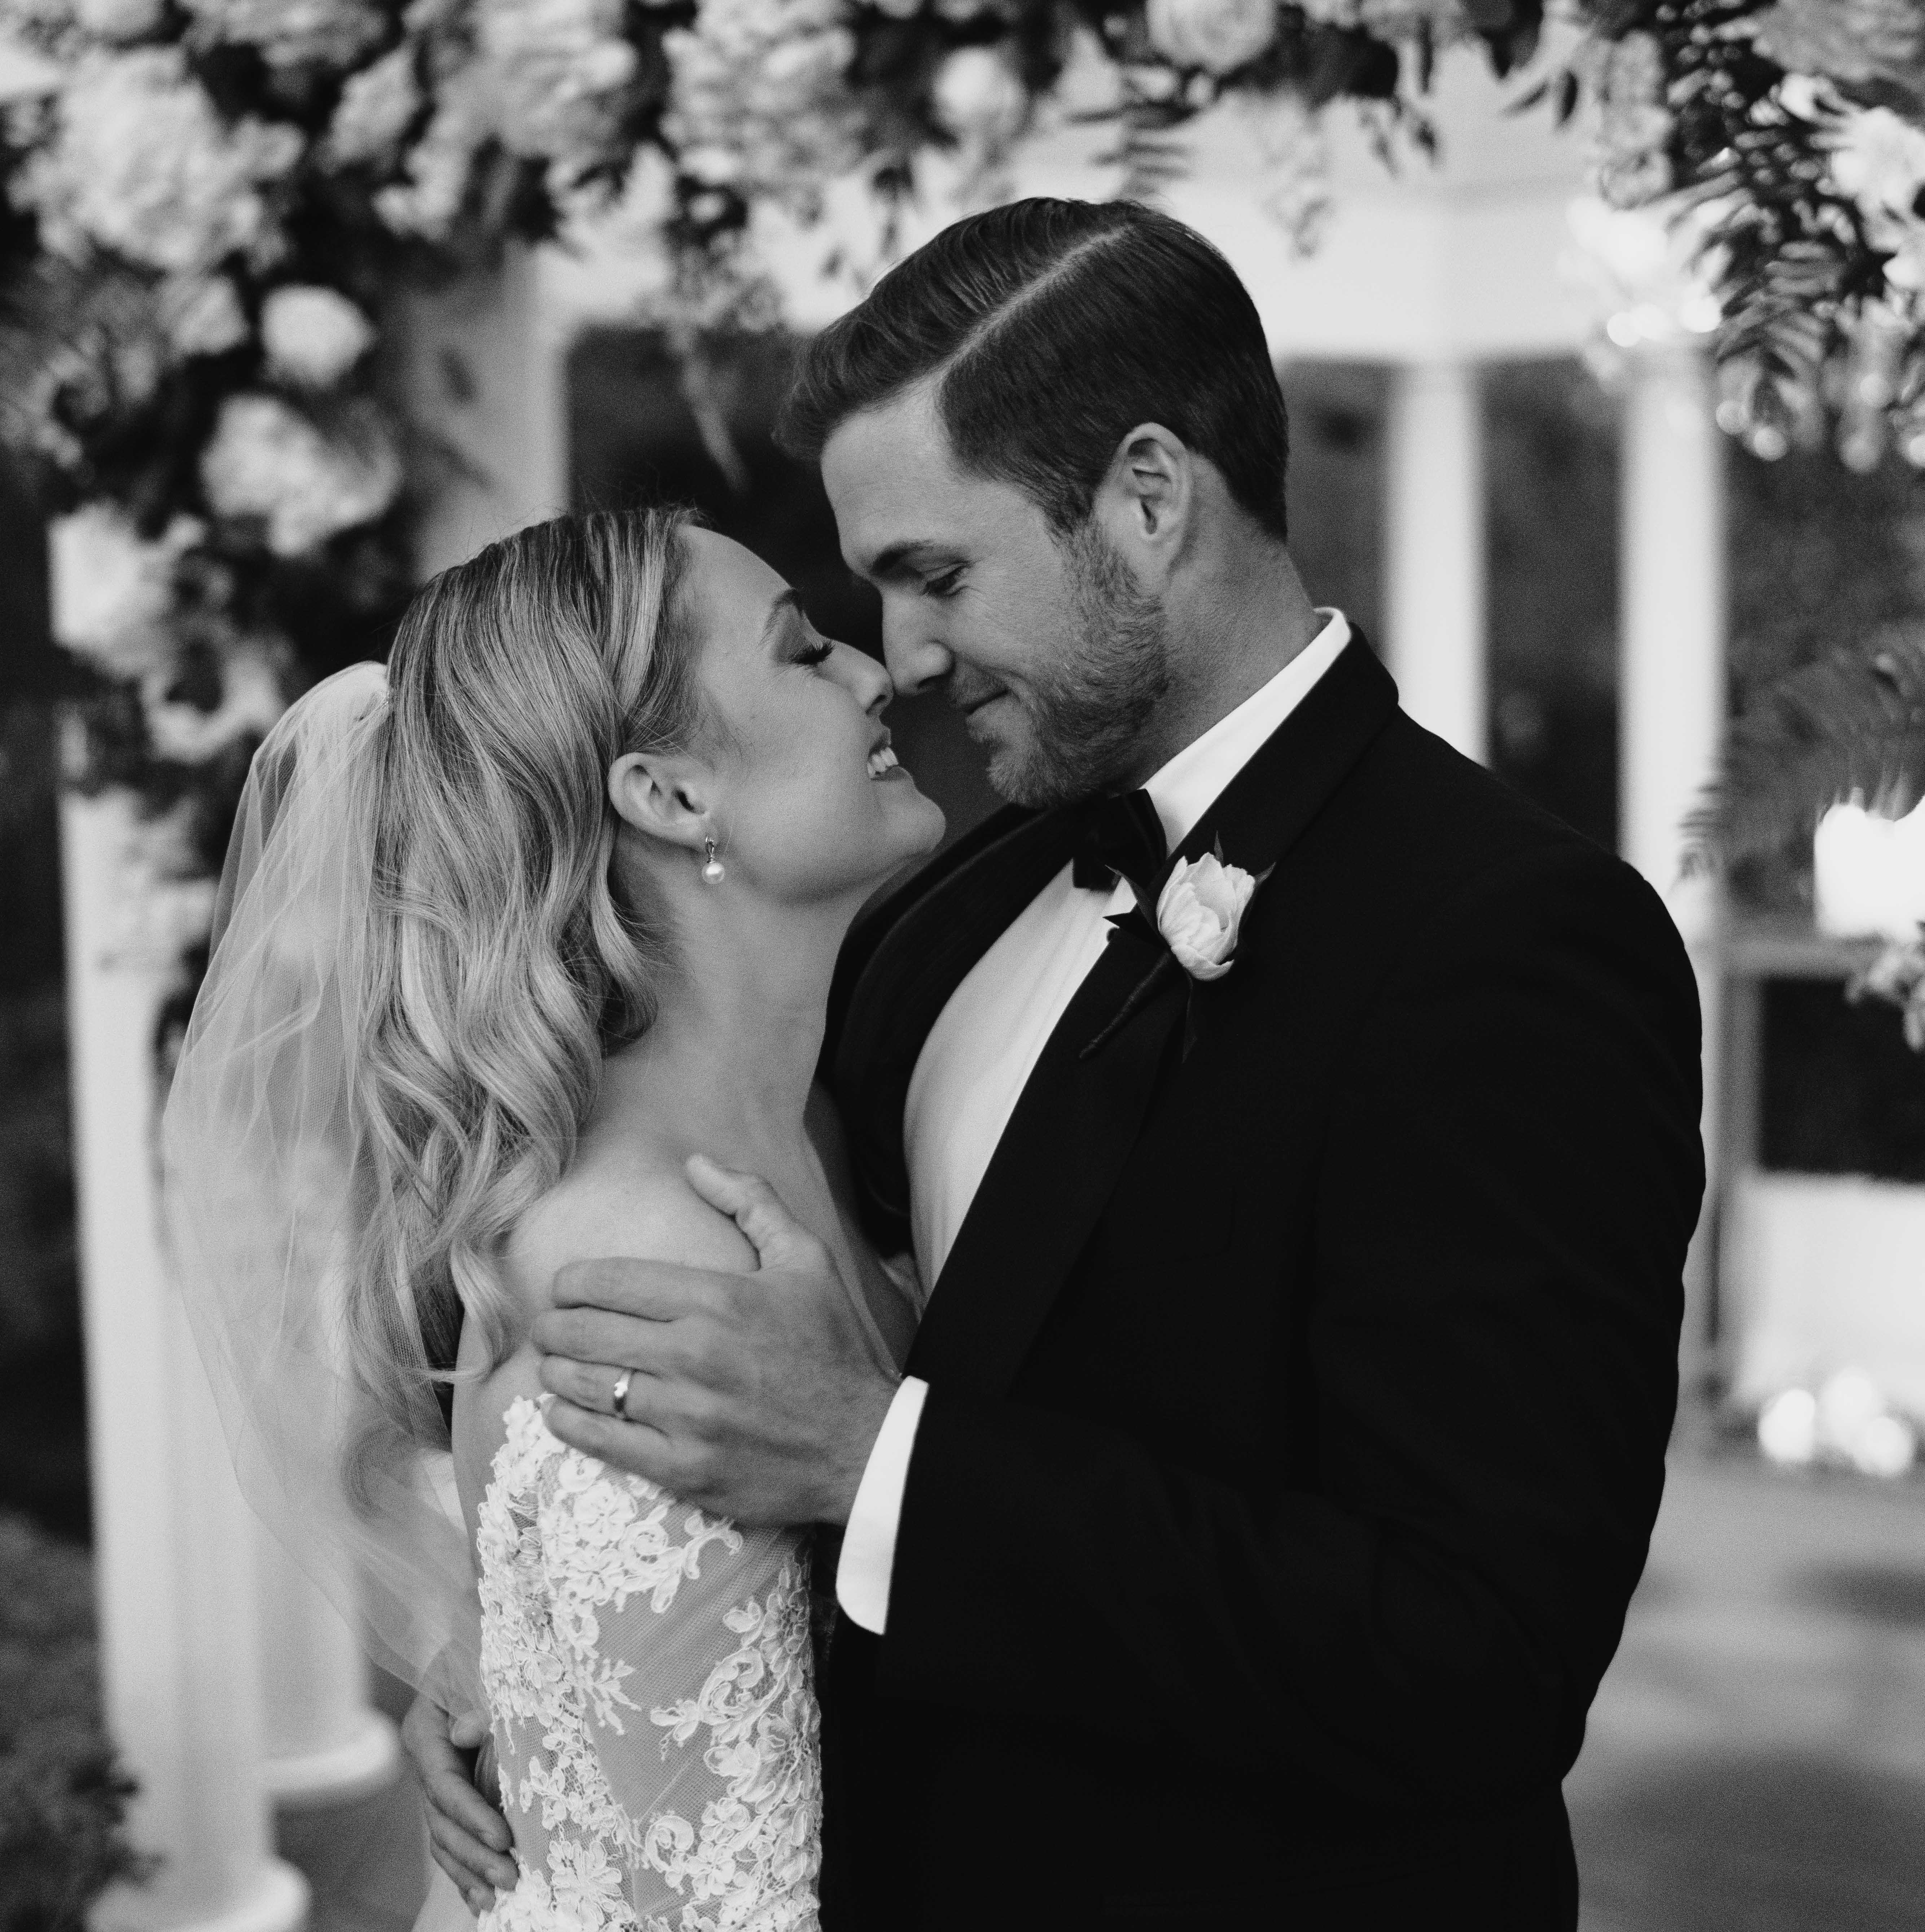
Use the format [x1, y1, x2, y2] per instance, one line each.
[452, 1152, 757, 1496]
[503, 1150, 756, 1320]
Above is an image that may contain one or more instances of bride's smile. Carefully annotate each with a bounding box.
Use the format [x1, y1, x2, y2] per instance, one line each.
[624, 526, 944, 908]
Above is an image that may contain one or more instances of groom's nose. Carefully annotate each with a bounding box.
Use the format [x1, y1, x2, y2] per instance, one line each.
[881, 609, 954, 698]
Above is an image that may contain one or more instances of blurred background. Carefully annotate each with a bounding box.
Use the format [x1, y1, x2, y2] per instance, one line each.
[5, 5, 1925, 1930]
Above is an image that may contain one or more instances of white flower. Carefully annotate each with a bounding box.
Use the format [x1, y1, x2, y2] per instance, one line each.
[1825, 108, 1925, 291]
[372, 71, 490, 240]
[75, 0, 165, 41]
[1297, 0, 1468, 32]
[261, 285, 377, 387]
[1752, 0, 1925, 89]
[1830, 106, 1925, 219]
[662, 0, 861, 215]
[327, 46, 421, 166]
[1144, 0, 1276, 77]
[932, 47, 1026, 148]
[179, 0, 387, 71]
[48, 503, 190, 674]
[201, 394, 402, 556]
[480, 0, 640, 162]
[0, 32, 64, 105]
[159, 273, 250, 358]
[0, 0, 81, 32]
[1154, 850, 1259, 981]
[23, 49, 303, 275]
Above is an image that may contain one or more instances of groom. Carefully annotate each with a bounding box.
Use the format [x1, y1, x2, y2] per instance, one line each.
[412, 199, 1703, 1928]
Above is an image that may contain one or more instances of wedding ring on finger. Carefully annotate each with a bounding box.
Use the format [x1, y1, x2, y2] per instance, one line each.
[611, 1370, 633, 1421]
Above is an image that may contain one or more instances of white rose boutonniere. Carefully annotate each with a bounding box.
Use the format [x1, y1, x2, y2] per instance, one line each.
[1155, 848, 1261, 981]
[1079, 842, 1269, 1062]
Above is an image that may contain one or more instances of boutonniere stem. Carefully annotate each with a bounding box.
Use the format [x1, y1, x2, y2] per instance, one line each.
[1080, 950, 1183, 1061]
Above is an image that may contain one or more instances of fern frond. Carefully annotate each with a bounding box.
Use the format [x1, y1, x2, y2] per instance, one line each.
[1090, 81, 1193, 205]
[1685, 627, 1925, 872]
[0, 256, 154, 466]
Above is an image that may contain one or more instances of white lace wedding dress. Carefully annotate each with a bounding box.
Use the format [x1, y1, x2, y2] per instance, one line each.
[455, 1395, 822, 1932]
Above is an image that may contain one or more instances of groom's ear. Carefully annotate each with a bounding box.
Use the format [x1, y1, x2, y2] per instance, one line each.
[608, 750, 714, 854]
[1094, 422, 1194, 583]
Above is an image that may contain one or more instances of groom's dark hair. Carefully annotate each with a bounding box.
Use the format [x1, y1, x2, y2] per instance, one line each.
[775, 198, 1290, 542]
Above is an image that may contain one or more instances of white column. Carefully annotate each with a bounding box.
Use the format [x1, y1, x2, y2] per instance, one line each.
[257, 1533, 399, 1809]
[1619, 342, 1726, 1411]
[61, 783, 308, 1932]
[402, 242, 572, 579]
[1620, 345, 1724, 928]
[1384, 358, 1488, 764]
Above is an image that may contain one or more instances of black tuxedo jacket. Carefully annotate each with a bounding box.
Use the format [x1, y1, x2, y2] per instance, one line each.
[816, 639, 1703, 1931]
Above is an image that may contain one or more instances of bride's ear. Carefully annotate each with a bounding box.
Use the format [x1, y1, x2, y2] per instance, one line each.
[608, 750, 714, 857]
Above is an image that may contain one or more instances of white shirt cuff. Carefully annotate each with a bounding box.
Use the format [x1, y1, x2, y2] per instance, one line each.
[835, 1375, 929, 1634]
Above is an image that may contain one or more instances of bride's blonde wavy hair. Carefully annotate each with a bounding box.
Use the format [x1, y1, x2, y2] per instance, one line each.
[346, 506, 698, 1454]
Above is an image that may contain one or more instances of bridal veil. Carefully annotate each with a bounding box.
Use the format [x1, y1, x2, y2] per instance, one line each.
[162, 663, 481, 1711]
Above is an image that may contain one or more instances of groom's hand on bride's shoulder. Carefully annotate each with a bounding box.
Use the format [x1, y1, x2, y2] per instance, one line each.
[533, 1154, 901, 1527]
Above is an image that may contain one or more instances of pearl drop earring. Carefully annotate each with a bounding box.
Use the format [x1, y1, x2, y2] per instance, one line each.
[700, 837, 725, 886]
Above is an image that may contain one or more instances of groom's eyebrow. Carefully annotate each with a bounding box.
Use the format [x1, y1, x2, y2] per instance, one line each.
[758, 588, 803, 649]
[863, 540, 947, 583]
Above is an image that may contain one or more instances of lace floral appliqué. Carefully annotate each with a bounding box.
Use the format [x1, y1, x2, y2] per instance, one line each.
[475, 1396, 821, 1932]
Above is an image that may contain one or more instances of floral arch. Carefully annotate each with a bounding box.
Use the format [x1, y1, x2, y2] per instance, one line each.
[0, 0, 1919, 942]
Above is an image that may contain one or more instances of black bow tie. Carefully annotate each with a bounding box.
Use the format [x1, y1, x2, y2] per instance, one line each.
[1071, 788, 1168, 897]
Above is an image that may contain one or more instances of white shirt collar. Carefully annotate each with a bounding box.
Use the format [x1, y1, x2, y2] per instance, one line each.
[1141, 609, 1352, 853]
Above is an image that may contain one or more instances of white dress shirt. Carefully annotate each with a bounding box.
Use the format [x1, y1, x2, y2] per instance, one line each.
[836, 612, 1354, 1631]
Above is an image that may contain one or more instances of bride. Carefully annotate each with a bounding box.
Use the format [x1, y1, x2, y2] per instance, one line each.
[163, 507, 946, 1929]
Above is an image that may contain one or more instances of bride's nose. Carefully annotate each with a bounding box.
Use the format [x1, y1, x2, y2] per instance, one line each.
[837, 643, 894, 716]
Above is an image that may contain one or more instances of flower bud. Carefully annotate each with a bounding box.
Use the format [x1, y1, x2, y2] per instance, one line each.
[1154, 851, 1258, 981]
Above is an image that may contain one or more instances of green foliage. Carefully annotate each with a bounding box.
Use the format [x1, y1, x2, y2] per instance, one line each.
[1727, 437, 1925, 704]
[1687, 626, 1925, 870]
[0, 708, 74, 1369]
[0, 1513, 152, 1932]
[1657, 0, 1887, 439]
[1693, 439, 1925, 889]
[0, 985, 76, 1360]
[0, 699, 90, 1539]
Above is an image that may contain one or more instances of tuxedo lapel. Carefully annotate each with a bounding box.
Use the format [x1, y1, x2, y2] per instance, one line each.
[907, 635, 1399, 1401]
[904, 912, 1183, 1396]
[833, 803, 1092, 1236]
[1172, 635, 1397, 882]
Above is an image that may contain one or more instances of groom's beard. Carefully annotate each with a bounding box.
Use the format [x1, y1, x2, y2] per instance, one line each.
[984, 521, 1172, 810]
